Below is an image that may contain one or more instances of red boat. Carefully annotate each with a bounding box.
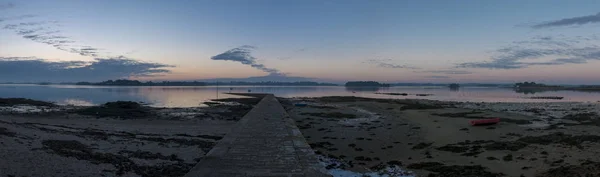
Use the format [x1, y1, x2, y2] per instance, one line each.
[470, 118, 500, 126]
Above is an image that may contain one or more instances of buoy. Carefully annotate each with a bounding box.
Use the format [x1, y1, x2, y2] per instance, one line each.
[470, 118, 500, 126]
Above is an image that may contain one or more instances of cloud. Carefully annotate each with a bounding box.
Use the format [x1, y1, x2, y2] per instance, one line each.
[69, 46, 101, 57]
[1, 10, 107, 57]
[457, 35, 600, 69]
[2, 20, 89, 55]
[420, 70, 473, 74]
[552, 58, 588, 64]
[211, 45, 283, 75]
[458, 60, 524, 69]
[533, 12, 600, 29]
[0, 3, 173, 82]
[426, 76, 451, 79]
[0, 3, 14, 10]
[0, 57, 173, 82]
[0, 15, 37, 22]
[364, 59, 420, 69]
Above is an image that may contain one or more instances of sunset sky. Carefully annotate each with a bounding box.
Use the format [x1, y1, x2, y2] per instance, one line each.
[2, 0, 600, 84]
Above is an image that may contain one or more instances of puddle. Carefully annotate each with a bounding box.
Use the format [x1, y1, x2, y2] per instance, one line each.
[317, 155, 415, 177]
[338, 108, 381, 126]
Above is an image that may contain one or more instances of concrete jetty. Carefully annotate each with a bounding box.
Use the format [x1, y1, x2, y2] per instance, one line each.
[185, 95, 329, 177]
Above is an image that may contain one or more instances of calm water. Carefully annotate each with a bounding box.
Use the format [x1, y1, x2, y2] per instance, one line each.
[2, 84, 600, 107]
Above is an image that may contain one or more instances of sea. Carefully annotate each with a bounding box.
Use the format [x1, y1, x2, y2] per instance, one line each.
[2, 84, 600, 107]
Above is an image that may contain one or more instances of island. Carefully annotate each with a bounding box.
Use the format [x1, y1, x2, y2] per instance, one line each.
[514, 82, 600, 93]
[76, 79, 207, 86]
[75, 79, 338, 86]
[448, 83, 460, 89]
[345, 81, 390, 87]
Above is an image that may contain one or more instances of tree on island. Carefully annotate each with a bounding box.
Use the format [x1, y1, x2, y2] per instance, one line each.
[75, 79, 338, 86]
[514, 82, 546, 88]
[76, 79, 206, 86]
[448, 83, 460, 89]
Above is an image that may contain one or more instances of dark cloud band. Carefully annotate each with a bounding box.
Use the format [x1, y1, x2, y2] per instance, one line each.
[211, 45, 283, 75]
[0, 57, 173, 82]
[419, 70, 473, 75]
[533, 12, 600, 29]
[457, 35, 600, 69]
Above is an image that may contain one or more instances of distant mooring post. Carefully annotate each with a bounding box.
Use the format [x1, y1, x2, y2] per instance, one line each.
[216, 81, 219, 99]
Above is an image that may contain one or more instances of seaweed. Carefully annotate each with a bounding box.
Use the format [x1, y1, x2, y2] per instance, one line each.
[75, 101, 151, 118]
[300, 112, 357, 118]
[407, 162, 503, 177]
[0, 98, 55, 107]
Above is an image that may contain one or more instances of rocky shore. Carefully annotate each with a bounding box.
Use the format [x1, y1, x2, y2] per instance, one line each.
[0, 96, 261, 177]
[3, 95, 600, 177]
[282, 96, 600, 177]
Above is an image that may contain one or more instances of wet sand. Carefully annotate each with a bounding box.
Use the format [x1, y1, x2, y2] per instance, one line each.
[0, 96, 262, 177]
[4, 95, 600, 177]
[282, 96, 600, 177]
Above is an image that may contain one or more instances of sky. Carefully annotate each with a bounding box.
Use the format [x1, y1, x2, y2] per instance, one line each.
[2, 0, 600, 84]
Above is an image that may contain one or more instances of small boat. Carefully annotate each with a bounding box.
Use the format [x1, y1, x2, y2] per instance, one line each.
[470, 118, 500, 126]
[415, 94, 433, 96]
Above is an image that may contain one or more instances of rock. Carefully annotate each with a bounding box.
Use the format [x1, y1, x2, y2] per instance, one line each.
[412, 142, 433, 150]
[503, 154, 513, 161]
[407, 162, 503, 177]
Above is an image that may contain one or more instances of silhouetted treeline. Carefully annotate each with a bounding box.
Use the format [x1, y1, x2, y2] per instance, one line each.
[571, 85, 600, 91]
[392, 83, 447, 86]
[448, 83, 460, 89]
[391, 83, 511, 87]
[345, 81, 390, 87]
[76, 79, 207, 86]
[210, 81, 337, 86]
[514, 82, 562, 88]
[75, 79, 338, 86]
[513, 82, 600, 92]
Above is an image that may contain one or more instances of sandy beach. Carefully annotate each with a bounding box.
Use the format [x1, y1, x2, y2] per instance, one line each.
[281, 96, 600, 177]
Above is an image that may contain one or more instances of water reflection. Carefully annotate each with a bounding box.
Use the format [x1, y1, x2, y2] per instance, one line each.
[513, 88, 555, 94]
[60, 99, 94, 106]
[2, 84, 600, 107]
[345, 87, 382, 92]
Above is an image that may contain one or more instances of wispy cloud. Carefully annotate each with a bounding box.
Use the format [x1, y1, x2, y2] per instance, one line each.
[426, 76, 450, 79]
[0, 3, 174, 83]
[0, 57, 173, 82]
[419, 70, 473, 75]
[0, 4, 105, 57]
[0, 15, 37, 22]
[211, 45, 283, 75]
[2, 19, 104, 57]
[364, 59, 420, 69]
[532, 12, 600, 29]
[457, 35, 600, 69]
